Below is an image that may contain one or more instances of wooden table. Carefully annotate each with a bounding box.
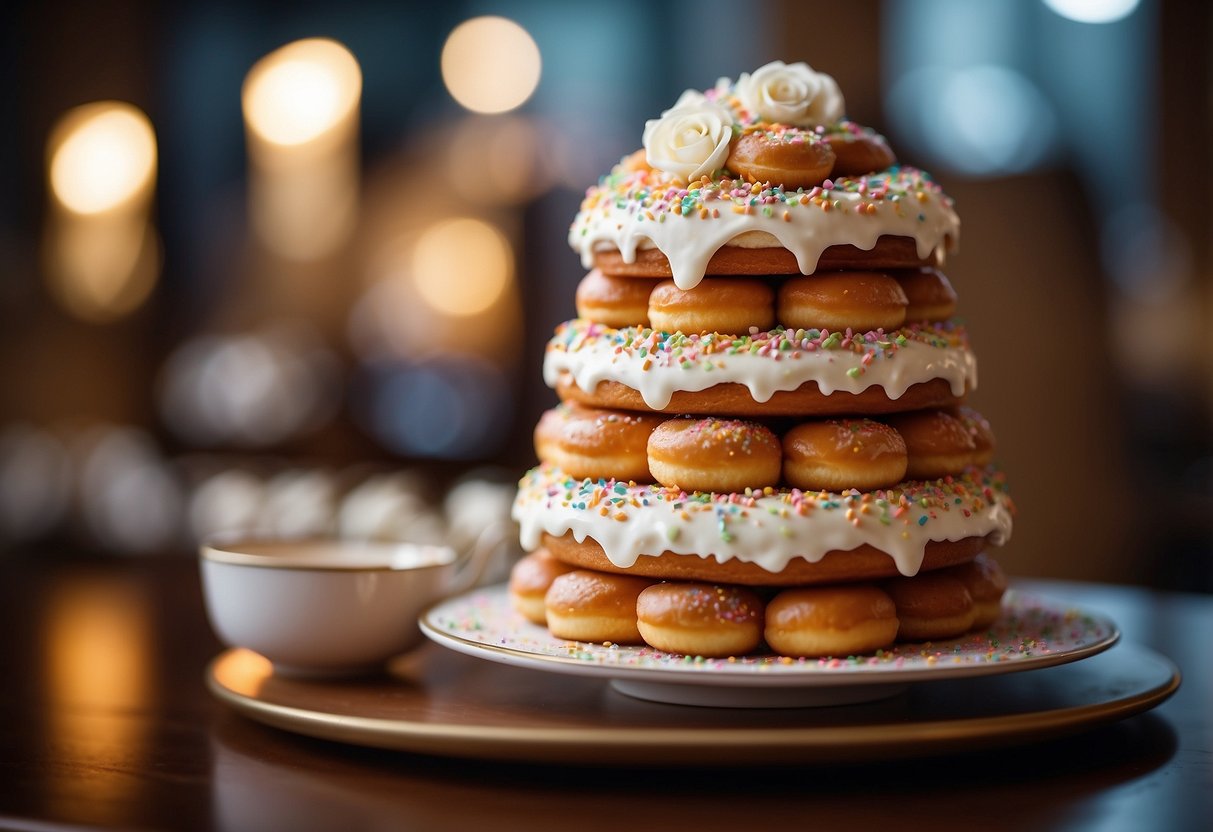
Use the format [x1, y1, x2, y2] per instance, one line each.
[0, 556, 1208, 831]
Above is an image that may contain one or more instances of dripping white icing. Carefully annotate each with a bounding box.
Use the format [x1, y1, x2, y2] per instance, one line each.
[568, 167, 960, 290]
[513, 465, 1013, 577]
[542, 320, 977, 411]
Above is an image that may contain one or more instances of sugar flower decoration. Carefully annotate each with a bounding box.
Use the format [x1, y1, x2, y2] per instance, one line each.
[736, 60, 844, 127]
[643, 100, 735, 182]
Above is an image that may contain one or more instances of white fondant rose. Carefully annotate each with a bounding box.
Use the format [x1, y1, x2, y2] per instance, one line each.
[736, 60, 845, 127]
[663, 78, 732, 115]
[643, 101, 735, 182]
[665, 88, 706, 113]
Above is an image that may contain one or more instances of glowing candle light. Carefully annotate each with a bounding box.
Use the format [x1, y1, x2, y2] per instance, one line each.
[242, 38, 362, 262]
[43, 101, 160, 322]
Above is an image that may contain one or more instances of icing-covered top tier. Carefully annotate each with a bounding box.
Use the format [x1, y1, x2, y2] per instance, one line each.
[568, 61, 960, 289]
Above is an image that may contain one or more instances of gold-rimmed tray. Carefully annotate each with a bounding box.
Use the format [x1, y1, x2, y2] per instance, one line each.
[207, 639, 1178, 765]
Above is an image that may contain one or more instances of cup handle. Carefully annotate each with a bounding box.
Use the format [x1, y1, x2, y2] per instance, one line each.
[449, 520, 511, 595]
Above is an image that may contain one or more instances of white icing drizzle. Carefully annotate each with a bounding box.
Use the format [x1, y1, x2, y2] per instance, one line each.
[542, 320, 977, 411]
[512, 465, 1013, 577]
[568, 167, 960, 290]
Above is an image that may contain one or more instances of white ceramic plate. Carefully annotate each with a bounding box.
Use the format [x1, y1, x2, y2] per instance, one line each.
[420, 585, 1120, 707]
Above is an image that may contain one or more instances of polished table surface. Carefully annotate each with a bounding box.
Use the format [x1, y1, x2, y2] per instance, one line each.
[0, 556, 1209, 831]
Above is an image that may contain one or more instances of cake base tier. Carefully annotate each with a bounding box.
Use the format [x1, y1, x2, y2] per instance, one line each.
[593, 235, 938, 279]
[555, 375, 965, 417]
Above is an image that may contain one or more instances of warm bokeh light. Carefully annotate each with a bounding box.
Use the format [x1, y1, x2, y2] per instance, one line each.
[43, 101, 161, 322]
[243, 38, 361, 262]
[44, 575, 153, 823]
[48, 102, 157, 215]
[243, 38, 362, 146]
[411, 218, 513, 317]
[1042, 0, 1141, 24]
[45, 220, 161, 322]
[441, 16, 541, 114]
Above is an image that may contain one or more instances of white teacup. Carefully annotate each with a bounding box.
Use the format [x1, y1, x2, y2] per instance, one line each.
[200, 528, 502, 676]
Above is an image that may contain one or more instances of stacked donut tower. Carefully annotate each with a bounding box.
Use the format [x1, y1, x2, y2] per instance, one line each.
[510, 61, 1016, 658]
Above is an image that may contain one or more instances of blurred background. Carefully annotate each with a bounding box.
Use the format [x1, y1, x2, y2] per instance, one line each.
[0, 0, 1208, 589]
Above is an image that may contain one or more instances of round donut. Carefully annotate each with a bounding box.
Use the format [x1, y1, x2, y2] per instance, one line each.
[534, 402, 662, 483]
[509, 548, 577, 625]
[886, 409, 977, 480]
[952, 405, 996, 467]
[543, 531, 989, 586]
[647, 418, 782, 493]
[764, 585, 899, 657]
[822, 127, 897, 178]
[593, 236, 941, 279]
[894, 268, 957, 323]
[575, 269, 654, 328]
[942, 553, 1006, 629]
[881, 573, 975, 641]
[778, 271, 908, 334]
[726, 129, 836, 189]
[636, 583, 764, 657]
[544, 570, 654, 644]
[783, 418, 908, 492]
[555, 375, 965, 418]
[648, 278, 774, 336]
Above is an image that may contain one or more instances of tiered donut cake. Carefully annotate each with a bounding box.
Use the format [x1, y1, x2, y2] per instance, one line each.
[511, 61, 1015, 658]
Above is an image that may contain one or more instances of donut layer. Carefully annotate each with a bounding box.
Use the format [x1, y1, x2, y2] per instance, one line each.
[533, 405, 993, 492]
[508, 555, 1008, 657]
[576, 269, 956, 333]
[545, 318, 975, 415]
[571, 166, 959, 290]
[514, 463, 1014, 584]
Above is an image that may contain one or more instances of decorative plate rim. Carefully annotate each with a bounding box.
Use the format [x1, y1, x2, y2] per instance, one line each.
[419, 585, 1121, 689]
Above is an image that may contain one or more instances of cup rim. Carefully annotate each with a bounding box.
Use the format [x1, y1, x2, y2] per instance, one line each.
[200, 534, 458, 573]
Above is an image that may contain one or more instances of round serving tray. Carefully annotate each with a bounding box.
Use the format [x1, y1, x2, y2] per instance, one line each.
[209, 627, 1177, 765]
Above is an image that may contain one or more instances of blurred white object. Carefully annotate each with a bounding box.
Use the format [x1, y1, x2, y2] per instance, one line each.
[0, 424, 72, 544]
[445, 472, 519, 584]
[261, 470, 336, 538]
[337, 472, 444, 544]
[75, 425, 183, 553]
[188, 469, 267, 542]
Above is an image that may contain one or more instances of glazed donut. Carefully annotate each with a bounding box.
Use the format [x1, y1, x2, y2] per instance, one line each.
[647, 418, 782, 493]
[894, 268, 957, 323]
[635, 583, 764, 657]
[887, 409, 977, 480]
[822, 123, 897, 178]
[592, 236, 940, 280]
[764, 585, 899, 657]
[542, 531, 990, 587]
[509, 548, 577, 625]
[575, 269, 654, 328]
[534, 402, 661, 483]
[777, 272, 908, 333]
[648, 278, 774, 335]
[943, 553, 1006, 629]
[952, 405, 996, 467]
[726, 128, 836, 189]
[544, 570, 654, 644]
[555, 376, 965, 418]
[881, 573, 975, 641]
[783, 418, 908, 492]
